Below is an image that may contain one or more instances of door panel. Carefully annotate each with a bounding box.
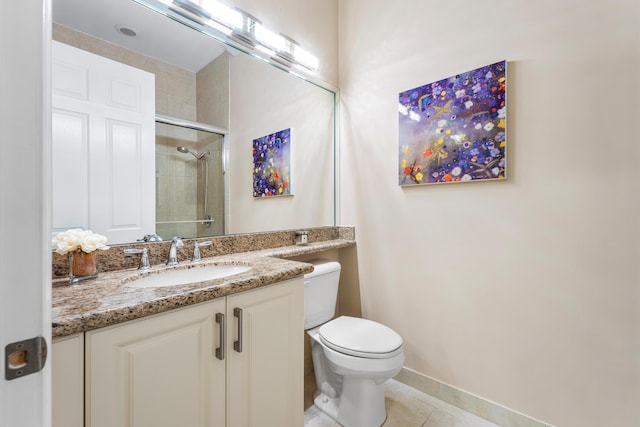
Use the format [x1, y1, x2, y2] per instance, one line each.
[0, 1, 52, 427]
[52, 41, 155, 244]
[51, 109, 90, 231]
[227, 279, 304, 427]
[86, 300, 226, 427]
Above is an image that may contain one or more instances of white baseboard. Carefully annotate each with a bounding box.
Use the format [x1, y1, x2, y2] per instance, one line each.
[395, 367, 554, 427]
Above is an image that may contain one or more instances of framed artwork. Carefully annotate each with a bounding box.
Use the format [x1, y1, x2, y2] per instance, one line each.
[252, 128, 292, 198]
[398, 60, 507, 186]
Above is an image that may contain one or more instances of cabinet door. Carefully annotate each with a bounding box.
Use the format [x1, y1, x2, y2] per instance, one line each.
[227, 278, 304, 427]
[53, 334, 84, 427]
[86, 299, 226, 427]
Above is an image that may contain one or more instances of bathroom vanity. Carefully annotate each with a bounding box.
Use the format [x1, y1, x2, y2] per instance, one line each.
[87, 279, 302, 427]
[51, 232, 356, 427]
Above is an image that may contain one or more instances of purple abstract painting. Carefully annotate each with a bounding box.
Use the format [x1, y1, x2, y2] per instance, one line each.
[398, 60, 507, 185]
[253, 128, 291, 198]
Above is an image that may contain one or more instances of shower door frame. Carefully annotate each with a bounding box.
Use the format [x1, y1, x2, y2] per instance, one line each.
[155, 114, 228, 236]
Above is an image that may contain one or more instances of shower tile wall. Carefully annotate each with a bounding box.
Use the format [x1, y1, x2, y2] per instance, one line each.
[53, 24, 228, 239]
[156, 124, 200, 239]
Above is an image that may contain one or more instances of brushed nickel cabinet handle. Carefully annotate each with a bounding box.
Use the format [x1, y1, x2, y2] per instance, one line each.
[215, 313, 225, 360]
[233, 307, 243, 353]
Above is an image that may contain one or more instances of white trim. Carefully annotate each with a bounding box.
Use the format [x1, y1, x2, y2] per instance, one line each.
[155, 114, 228, 136]
[395, 367, 554, 427]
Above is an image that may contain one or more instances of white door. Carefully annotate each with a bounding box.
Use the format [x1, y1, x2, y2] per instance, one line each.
[52, 41, 156, 245]
[0, 1, 52, 427]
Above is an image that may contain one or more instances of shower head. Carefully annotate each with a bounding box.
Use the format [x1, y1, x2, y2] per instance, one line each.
[177, 146, 206, 160]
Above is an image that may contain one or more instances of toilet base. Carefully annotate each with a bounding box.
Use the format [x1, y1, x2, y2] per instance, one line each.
[314, 376, 387, 427]
[314, 391, 340, 424]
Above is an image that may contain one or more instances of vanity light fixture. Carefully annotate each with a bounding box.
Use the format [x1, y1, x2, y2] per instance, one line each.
[200, 0, 241, 28]
[292, 45, 318, 71]
[167, 0, 210, 24]
[274, 33, 298, 65]
[158, 0, 237, 35]
[134, 0, 319, 71]
[254, 23, 284, 55]
[267, 34, 319, 71]
[228, 8, 260, 48]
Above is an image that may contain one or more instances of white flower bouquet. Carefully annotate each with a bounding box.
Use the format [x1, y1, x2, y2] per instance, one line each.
[52, 228, 110, 255]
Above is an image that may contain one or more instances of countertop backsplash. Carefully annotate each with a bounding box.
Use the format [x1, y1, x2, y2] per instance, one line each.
[52, 227, 356, 337]
[52, 226, 355, 280]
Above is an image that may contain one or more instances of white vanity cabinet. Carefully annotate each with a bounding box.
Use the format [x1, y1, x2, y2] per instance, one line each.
[85, 298, 227, 427]
[84, 278, 303, 427]
[53, 333, 85, 427]
[227, 279, 304, 427]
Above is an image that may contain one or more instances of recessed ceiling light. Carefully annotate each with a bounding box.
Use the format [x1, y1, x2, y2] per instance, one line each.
[115, 25, 137, 37]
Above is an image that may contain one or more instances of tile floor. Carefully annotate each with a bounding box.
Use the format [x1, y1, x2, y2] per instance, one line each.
[304, 379, 500, 427]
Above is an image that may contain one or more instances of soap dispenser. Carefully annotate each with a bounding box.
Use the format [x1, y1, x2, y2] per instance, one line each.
[295, 230, 308, 246]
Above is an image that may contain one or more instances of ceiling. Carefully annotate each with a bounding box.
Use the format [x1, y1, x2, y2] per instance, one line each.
[52, 0, 227, 72]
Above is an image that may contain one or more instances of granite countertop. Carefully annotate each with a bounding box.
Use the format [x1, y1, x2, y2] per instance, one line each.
[52, 239, 355, 338]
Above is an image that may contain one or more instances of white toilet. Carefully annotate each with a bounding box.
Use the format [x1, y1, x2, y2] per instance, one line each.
[304, 260, 404, 427]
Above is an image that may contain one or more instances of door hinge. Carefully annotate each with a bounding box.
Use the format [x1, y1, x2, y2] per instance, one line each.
[5, 336, 47, 380]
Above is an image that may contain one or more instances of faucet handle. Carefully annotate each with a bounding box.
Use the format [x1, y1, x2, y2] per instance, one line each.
[137, 233, 163, 242]
[124, 248, 151, 270]
[192, 241, 212, 263]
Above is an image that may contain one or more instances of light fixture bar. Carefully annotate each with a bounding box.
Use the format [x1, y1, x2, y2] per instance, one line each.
[201, 0, 242, 29]
[172, 0, 210, 19]
[133, 0, 319, 72]
[294, 46, 319, 71]
[228, 8, 260, 48]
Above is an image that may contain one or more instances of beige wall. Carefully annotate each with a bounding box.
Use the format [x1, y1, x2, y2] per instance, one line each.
[338, 1, 640, 426]
[227, 52, 335, 234]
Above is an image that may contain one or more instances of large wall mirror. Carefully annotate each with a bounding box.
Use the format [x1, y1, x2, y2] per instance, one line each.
[52, 0, 336, 245]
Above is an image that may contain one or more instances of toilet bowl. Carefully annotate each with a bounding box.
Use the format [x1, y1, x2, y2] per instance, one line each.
[304, 260, 404, 427]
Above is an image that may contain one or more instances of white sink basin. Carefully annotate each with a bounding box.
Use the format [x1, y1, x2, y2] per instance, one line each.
[126, 264, 252, 288]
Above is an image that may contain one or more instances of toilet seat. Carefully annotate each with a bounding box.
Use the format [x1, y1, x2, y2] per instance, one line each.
[318, 316, 403, 359]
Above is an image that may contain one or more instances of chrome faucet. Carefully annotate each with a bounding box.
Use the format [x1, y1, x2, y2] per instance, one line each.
[166, 237, 184, 266]
[124, 248, 151, 270]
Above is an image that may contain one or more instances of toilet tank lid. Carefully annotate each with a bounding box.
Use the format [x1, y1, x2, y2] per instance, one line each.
[319, 316, 403, 356]
[304, 259, 341, 278]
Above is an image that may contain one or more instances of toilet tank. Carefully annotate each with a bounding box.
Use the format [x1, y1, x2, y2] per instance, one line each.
[303, 259, 341, 330]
